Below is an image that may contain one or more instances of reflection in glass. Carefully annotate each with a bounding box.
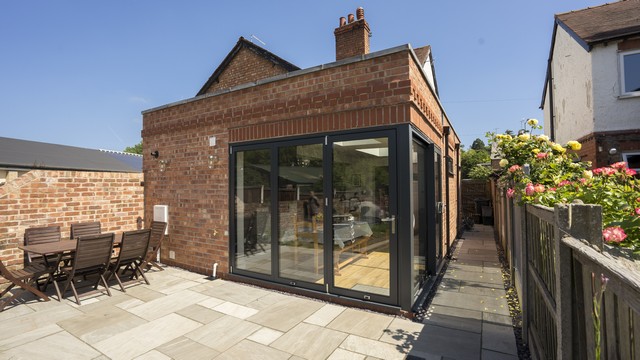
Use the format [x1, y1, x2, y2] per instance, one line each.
[278, 144, 324, 283]
[332, 137, 390, 296]
[623, 52, 640, 93]
[412, 141, 427, 293]
[235, 149, 272, 275]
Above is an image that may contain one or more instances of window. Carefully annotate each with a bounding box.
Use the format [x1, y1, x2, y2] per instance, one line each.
[446, 156, 454, 176]
[620, 50, 640, 96]
[622, 152, 640, 172]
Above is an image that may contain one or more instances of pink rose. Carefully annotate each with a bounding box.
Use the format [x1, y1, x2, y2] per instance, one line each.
[593, 167, 615, 176]
[635, 208, 640, 216]
[626, 168, 637, 176]
[602, 226, 627, 243]
[611, 162, 627, 170]
[508, 165, 521, 173]
[536, 152, 548, 159]
[557, 180, 571, 187]
[525, 183, 535, 196]
[506, 188, 515, 198]
[534, 184, 545, 193]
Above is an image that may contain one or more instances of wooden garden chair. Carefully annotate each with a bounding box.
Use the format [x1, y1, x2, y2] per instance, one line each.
[0, 258, 53, 311]
[107, 229, 151, 292]
[143, 221, 167, 272]
[70, 221, 101, 239]
[56, 233, 114, 305]
[23, 225, 62, 266]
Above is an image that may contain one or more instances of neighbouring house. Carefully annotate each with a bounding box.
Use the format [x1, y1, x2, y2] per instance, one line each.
[142, 8, 460, 314]
[0, 137, 144, 272]
[541, 0, 640, 170]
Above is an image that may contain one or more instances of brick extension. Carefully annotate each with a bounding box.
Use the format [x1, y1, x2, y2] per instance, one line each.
[142, 9, 460, 285]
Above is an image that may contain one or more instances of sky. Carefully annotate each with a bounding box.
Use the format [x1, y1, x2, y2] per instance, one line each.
[0, 0, 608, 150]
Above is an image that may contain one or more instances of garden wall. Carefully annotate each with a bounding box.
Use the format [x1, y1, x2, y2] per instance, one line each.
[0, 170, 144, 272]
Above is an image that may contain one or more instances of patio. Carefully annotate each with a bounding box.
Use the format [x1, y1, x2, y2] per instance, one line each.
[0, 225, 519, 360]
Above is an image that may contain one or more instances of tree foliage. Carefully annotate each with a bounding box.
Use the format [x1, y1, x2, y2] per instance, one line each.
[124, 141, 143, 155]
[461, 138, 491, 179]
[468, 164, 492, 179]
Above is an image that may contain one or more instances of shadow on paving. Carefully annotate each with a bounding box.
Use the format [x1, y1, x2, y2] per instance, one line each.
[402, 224, 523, 360]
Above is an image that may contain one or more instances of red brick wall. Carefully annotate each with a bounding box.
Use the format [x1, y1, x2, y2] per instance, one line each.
[142, 48, 459, 276]
[408, 54, 461, 254]
[202, 47, 292, 94]
[334, 19, 370, 61]
[0, 170, 144, 272]
[577, 130, 640, 167]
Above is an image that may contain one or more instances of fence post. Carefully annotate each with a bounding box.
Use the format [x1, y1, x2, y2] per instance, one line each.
[518, 202, 528, 344]
[555, 204, 572, 359]
[555, 203, 603, 360]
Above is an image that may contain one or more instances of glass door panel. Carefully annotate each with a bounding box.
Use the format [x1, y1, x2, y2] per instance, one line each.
[278, 144, 324, 284]
[234, 149, 272, 275]
[332, 137, 392, 296]
[434, 151, 443, 262]
[412, 141, 427, 293]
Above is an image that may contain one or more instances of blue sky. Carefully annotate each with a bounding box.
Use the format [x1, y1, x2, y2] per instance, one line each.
[0, 1, 607, 150]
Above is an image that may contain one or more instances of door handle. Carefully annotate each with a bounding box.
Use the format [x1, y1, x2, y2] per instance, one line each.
[381, 215, 396, 234]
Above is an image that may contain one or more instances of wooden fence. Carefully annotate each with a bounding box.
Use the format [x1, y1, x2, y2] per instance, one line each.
[493, 188, 640, 359]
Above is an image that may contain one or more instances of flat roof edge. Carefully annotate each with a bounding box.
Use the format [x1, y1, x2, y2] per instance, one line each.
[142, 45, 412, 115]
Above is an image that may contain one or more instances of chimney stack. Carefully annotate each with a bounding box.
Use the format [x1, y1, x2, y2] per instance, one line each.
[334, 7, 370, 61]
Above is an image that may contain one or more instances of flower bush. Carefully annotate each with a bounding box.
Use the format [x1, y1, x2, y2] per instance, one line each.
[490, 120, 640, 252]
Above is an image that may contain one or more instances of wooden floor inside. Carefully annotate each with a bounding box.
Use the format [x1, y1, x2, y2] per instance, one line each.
[237, 246, 391, 296]
[320, 250, 390, 296]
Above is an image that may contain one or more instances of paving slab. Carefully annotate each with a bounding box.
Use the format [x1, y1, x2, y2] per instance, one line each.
[327, 308, 394, 340]
[422, 304, 482, 333]
[304, 303, 346, 327]
[155, 336, 220, 359]
[0, 330, 102, 360]
[482, 323, 518, 355]
[93, 313, 201, 360]
[184, 314, 261, 353]
[247, 295, 325, 332]
[339, 334, 408, 360]
[271, 322, 348, 360]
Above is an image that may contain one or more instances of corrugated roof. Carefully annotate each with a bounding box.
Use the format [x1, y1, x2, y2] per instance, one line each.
[556, 1, 640, 48]
[0, 137, 142, 173]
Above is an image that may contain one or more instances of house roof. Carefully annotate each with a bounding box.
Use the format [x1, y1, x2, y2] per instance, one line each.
[541, 1, 640, 109]
[556, 1, 640, 49]
[0, 137, 142, 173]
[196, 37, 300, 96]
[413, 45, 439, 96]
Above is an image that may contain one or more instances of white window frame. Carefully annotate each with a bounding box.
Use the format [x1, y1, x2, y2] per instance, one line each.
[619, 49, 640, 97]
[622, 152, 640, 171]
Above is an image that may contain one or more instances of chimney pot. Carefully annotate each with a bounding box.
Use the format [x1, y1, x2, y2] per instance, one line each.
[334, 8, 371, 61]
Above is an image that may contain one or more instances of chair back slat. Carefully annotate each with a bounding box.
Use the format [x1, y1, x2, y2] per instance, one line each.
[24, 226, 61, 265]
[24, 226, 61, 245]
[70, 222, 101, 239]
[148, 221, 167, 253]
[118, 229, 151, 263]
[72, 233, 114, 271]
